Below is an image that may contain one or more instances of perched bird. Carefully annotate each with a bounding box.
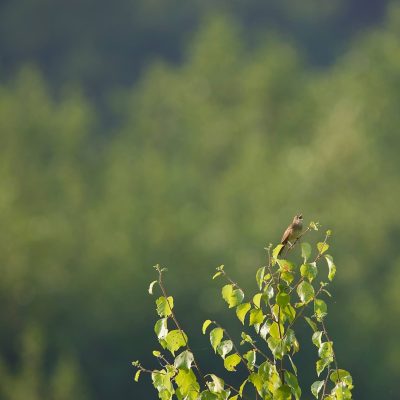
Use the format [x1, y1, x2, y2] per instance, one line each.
[279, 214, 303, 256]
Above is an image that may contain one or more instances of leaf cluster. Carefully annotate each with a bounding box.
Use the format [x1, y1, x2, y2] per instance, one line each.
[133, 223, 353, 399]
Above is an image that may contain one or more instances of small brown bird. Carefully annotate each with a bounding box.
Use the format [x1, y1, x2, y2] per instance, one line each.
[279, 214, 303, 256]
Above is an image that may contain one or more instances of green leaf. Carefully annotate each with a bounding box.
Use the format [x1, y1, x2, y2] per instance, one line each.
[210, 328, 224, 352]
[305, 317, 318, 332]
[199, 390, 218, 400]
[311, 380, 324, 398]
[297, 281, 315, 303]
[155, 318, 168, 339]
[285, 371, 301, 400]
[259, 321, 270, 340]
[240, 332, 254, 345]
[330, 369, 352, 386]
[314, 299, 328, 321]
[212, 271, 222, 280]
[253, 293, 262, 308]
[300, 263, 318, 282]
[239, 379, 248, 397]
[288, 355, 298, 376]
[217, 340, 233, 359]
[265, 284, 274, 299]
[309, 221, 319, 231]
[273, 244, 284, 258]
[318, 341, 333, 360]
[249, 308, 265, 326]
[175, 369, 199, 398]
[249, 372, 263, 394]
[224, 353, 241, 371]
[243, 350, 256, 369]
[152, 370, 174, 395]
[202, 320, 212, 334]
[267, 337, 284, 359]
[165, 330, 187, 355]
[325, 255, 336, 281]
[277, 259, 295, 272]
[277, 292, 290, 307]
[236, 303, 251, 324]
[156, 296, 174, 317]
[312, 331, 323, 348]
[301, 242, 312, 261]
[148, 280, 158, 295]
[222, 284, 244, 308]
[316, 358, 330, 376]
[134, 369, 141, 382]
[256, 267, 265, 290]
[283, 304, 296, 323]
[174, 350, 194, 370]
[317, 242, 329, 254]
[275, 384, 292, 400]
[153, 350, 161, 357]
[207, 374, 224, 393]
[281, 271, 294, 284]
[269, 322, 284, 339]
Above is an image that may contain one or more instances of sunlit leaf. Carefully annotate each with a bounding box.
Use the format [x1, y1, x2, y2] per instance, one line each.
[285, 371, 301, 400]
[273, 244, 284, 258]
[156, 296, 174, 317]
[256, 267, 265, 290]
[175, 369, 199, 398]
[202, 320, 212, 334]
[311, 380, 324, 398]
[330, 369, 353, 386]
[236, 303, 251, 325]
[316, 358, 330, 376]
[312, 331, 323, 348]
[249, 308, 264, 326]
[174, 350, 194, 370]
[222, 284, 244, 308]
[134, 370, 141, 382]
[207, 374, 224, 393]
[318, 341, 333, 360]
[275, 384, 292, 400]
[314, 299, 328, 321]
[305, 316, 318, 332]
[224, 353, 241, 371]
[301, 242, 312, 261]
[148, 280, 158, 295]
[165, 330, 187, 355]
[297, 281, 315, 303]
[277, 292, 290, 307]
[325, 255, 336, 281]
[253, 293, 262, 308]
[317, 242, 329, 255]
[217, 340, 233, 359]
[243, 350, 256, 369]
[212, 271, 222, 280]
[300, 263, 318, 282]
[210, 327, 224, 352]
[155, 318, 168, 339]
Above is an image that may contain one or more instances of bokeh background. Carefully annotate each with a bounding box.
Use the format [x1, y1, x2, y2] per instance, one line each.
[1, 0, 399, 399]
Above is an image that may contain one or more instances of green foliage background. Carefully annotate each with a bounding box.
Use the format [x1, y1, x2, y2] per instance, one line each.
[0, 1, 399, 399]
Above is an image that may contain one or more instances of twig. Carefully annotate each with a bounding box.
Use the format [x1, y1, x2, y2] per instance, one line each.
[156, 265, 207, 387]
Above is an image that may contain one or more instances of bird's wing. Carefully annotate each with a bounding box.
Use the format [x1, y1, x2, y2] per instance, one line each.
[281, 226, 292, 245]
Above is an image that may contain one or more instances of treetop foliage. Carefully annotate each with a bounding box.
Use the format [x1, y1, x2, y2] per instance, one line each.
[133, 223, 353, 399]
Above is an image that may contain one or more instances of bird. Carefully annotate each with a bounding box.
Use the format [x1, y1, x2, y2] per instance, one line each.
[278, 214, 303, 256]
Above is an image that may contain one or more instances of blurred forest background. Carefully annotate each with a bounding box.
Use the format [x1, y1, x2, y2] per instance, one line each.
[0, 0, 399, 399]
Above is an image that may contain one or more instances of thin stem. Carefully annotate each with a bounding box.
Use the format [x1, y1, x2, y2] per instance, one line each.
[321, 320, 340, 380]
[156, 266, 207, 387]
[320, 364, 331, 400]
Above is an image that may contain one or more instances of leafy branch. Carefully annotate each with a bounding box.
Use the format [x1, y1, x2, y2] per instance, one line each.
[133, 219, 354, 400]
